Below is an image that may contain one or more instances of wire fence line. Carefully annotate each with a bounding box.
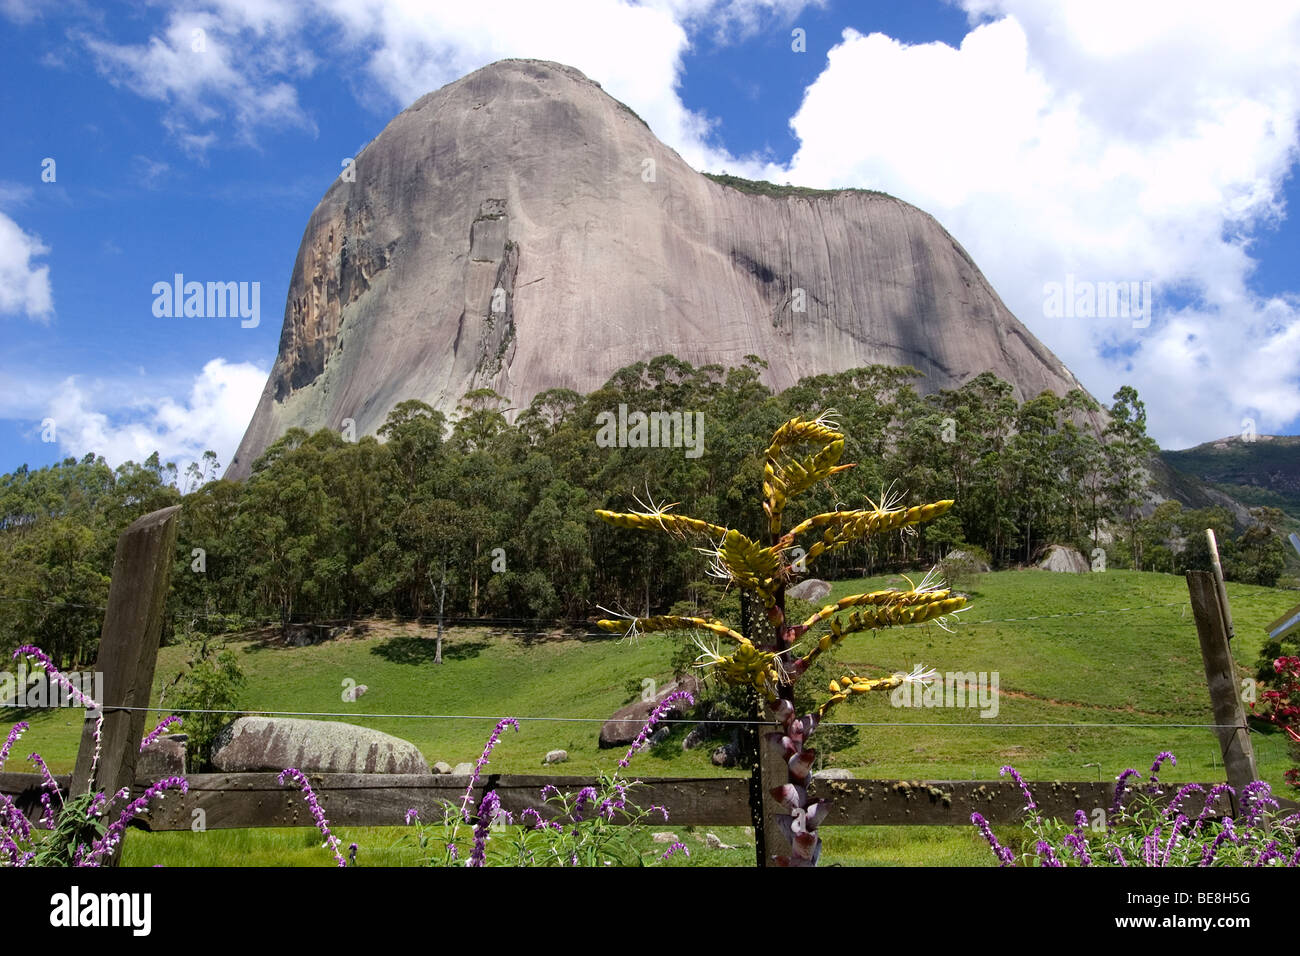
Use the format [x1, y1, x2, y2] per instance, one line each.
[0, 593, 1232, 733]
[0, 593, 1194, 629]
[51, 702, 1239, 731]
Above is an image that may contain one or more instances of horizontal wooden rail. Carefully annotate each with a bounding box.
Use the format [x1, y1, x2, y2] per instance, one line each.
[10, 771, 1286, 830]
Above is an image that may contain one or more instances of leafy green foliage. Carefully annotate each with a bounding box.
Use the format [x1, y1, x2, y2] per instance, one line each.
[161, 636, 247, 770]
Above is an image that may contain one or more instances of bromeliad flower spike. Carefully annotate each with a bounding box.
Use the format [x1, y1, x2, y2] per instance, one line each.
[595, 412, 967, 866]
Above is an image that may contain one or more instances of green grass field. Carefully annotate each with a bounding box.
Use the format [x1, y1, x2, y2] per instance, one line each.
[6, 569, 1298, 866]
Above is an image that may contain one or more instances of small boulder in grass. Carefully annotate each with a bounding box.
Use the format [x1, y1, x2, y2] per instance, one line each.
[812, 767, 855, 781]
[651, 832, 680, 843]
[138, 733, 187, 779]
[786, 578, 832, 602]
[711, 744, 739, 767]
[343, 684, 369, 702]
[451, 762, 475, 776]
[432, 761, 453, 774]
[543, 749, 568, 765]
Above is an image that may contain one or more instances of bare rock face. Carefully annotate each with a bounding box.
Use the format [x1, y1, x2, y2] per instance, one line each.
[598, 673, 700, 748]
[211, 716, 428, 774]
[1037, 544, 1091, 573]
[786, 579, 832, 602]
[229, 59, 1093, 478]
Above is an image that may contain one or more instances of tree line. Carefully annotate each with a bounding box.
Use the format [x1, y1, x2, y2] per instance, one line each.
[0, 355, 1289, 669]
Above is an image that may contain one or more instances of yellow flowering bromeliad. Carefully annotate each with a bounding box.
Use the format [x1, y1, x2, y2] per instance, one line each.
[595, 411, 967, 867]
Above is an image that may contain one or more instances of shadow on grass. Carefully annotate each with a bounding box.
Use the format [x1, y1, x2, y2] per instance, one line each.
[369, 636, 490, 665]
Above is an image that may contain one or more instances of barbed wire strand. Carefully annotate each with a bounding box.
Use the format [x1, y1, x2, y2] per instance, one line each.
[0, 593, 1196, 628]
[16, 703, 1240, 730]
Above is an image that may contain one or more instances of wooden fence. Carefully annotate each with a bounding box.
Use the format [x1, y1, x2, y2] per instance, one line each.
[1, 510, 1294, 862]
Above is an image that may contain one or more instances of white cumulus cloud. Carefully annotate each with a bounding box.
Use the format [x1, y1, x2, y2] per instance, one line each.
[42, 359, 268, 478]
[762, 3, 1300, 446]
[0, 211, 53, 320]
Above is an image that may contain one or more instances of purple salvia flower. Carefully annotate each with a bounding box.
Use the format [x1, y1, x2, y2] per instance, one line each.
[86, 791, 109, 819]
[27, 752, 63, 807]
[620, 690, 694, 768]
[1289, 847, 1300, 868]
[12, 647, 100, 711]
[0, 721, 29, 771]
[1165, 782, 1204, 818]
[469, 790, 501, 867]
[460, 717, 519, 822]
[1199, 819, 1238, 867]
[520, 807, 561, 831]
[1034, 840, 1062, 867]
[661, 841, 690, 860]
[348, 842, 358, 866]
[540, 784, 561, 800]
[1142, 827, 1162, 866]
[1110, 769, 1141, 815]
[278, 768, 347, 867]
[1161, 815, 1186, 866]
[1, 791, 31, 841]
[571, 786, 598, 822]
[1240, 781, 1279, 828]
[82, 775, 188, 866]
[647, 804, 670, 822]
[405, 807, 419, 825]
[38, 792, 54, 830]
[1147, 751, 1176, 787]
[0, 826, 22, 866]
[1063, 810, 1092, 865]
[1111, 845, 1128, 867]
[1194, 783, 1235, 834]
[999, 765, 1037, 813]
[140, 716, 182, 752]
[971, 811, 1015, 866]
[1252, 841, 1282, 866]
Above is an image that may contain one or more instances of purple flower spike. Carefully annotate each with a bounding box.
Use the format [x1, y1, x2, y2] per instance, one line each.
[620, 690, 694, 768]
[1110, 768, 1141, 814]
[971, 811, 1015, 866]
[83, 776, 188, 866]
[571, 786, 599, 822]
[278, 768, 347, 867]
[661, 841, 690, 860]
[460, 717, 519, 822]
[1240, 781, 1279, 828]
[1194, 783, 1236, 834]
[469, 790, 501, 867]
[1034, 840, 1062, 867]
[0, 721, 29, 771]
[12, 646, 99, 711]
[999, 765, 1037, 812]
[1200, 819, 1238, 867]
[405, 807, 419, 825]
[140, 716, 182, 752]
[1165, 782, 1204, 818]
[1148, 751, 1176, 781]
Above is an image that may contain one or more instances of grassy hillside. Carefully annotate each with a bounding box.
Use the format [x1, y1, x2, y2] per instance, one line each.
[6, 568, 1298, 866]
[1162, 434, 1300, 517]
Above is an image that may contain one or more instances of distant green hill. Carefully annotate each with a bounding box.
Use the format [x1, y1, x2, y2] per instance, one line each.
[1162, 435, 1300, 514]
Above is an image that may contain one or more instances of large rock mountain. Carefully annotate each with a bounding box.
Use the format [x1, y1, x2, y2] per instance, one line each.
[228, 58, 1091, 479]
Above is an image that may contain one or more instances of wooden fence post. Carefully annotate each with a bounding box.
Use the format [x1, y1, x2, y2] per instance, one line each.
[70, 505, 181, 862]
[1185, 569, 1258, 803]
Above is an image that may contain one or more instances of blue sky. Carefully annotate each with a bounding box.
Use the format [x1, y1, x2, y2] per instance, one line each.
[2, 0, 1298, 480]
